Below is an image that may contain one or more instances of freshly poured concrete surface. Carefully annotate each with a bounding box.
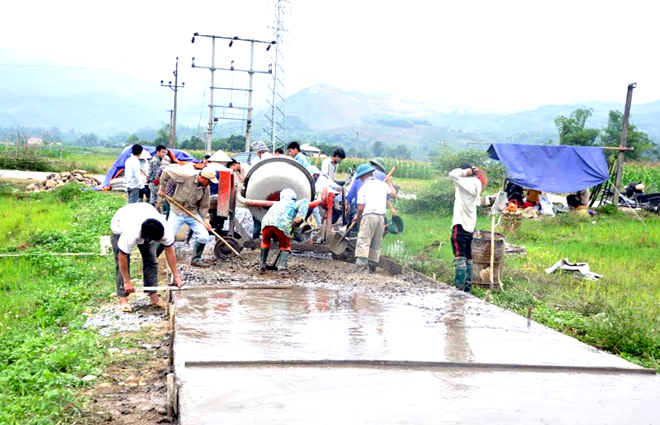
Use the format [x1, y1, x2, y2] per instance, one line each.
[174, 286, 659, 424]
[180, 367, 660, 425]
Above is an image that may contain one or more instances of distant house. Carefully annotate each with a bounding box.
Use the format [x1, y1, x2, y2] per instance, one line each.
[300, 143, 321, 157]
[27, 137, 43, 145]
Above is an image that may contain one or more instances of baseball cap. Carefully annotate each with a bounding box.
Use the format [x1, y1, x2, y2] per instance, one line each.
[200, 167, 219, 184]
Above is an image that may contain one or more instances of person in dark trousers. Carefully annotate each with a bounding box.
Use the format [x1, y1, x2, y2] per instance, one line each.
[449, 163, 486, 292]
[111, 203, 183, 312]
[125, 144, 145, 204]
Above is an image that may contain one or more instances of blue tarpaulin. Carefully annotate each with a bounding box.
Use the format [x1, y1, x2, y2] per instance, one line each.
[96, 145, 202, 190]
[487, 144, 609, 193]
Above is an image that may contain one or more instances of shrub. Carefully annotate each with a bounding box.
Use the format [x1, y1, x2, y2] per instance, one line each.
[401, 178, 455, 214]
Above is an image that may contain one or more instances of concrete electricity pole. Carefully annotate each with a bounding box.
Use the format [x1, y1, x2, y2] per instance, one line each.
[192, 33, 274, 155]
[166, 109, 174, 142]
[613, 82, 636, 206]
[161, 58, 184, 149]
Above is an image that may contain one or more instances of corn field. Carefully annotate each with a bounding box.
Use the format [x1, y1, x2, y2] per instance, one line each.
[335, 158, 435, 179]
[622, 163, 660, 192]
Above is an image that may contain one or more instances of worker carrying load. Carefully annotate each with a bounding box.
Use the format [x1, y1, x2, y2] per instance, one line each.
[157, 166, 218, 267]
[110, 203, 183, 312]
[259, 189, 309, 273]
[450, 163, 487, 292]
[352, 163, 397, 273]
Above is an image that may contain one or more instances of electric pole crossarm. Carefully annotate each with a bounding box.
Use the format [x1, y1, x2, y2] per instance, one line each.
[210, 87, 253, 92]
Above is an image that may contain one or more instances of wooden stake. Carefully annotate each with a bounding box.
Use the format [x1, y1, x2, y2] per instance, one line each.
[490, 216, 495, 290]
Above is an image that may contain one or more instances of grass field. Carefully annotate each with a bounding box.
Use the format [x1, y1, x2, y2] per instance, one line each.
[0, 183, 134, 423]
[383, 208, 660, 371]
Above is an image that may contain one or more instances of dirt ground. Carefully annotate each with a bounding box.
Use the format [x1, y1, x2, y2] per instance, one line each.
[81, 321, 174, 424]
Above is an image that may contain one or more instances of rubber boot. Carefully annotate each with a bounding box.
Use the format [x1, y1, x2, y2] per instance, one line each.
[465, 262, 474, 293]
[277, 250, 291, 272]
[259, 248, 269, 274]
[355, 257, 369, 273]
[191, 242, 210, 268]
[454, 257, 467, 291]
[368, 261, 378, 274]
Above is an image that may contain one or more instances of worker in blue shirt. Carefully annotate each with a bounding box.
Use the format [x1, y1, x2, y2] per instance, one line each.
[287, 141, 311, 168]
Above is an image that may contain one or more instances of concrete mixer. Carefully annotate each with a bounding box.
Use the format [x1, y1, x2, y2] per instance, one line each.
[212, 157, 331, 259]
[209, 157, 403, 274]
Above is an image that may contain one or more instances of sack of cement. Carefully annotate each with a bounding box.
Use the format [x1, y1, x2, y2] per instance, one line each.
[490, 191, 508, 214]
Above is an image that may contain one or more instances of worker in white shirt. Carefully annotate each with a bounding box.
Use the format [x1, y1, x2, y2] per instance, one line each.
[308, 165, 340, 225]
[124, 144, 145, 204]
[352, 164, 397, 273]
[321, 148, 346, 182]
[111, 203, 183, 312]
[449, 163, 487, 292]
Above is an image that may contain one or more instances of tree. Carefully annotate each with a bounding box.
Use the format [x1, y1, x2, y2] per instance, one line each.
[601, 110, 658, 160]
[126, 134, 139, 145]
[180, 136, 204, 150]
[154, 125, 170, 146]
[554, 108, 599, 146]
[372, 141, 385, 157]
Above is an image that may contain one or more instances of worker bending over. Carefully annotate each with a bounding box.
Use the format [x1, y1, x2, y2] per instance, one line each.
[352, 164, 397, 273]
[111, 203, 183, 312]
[158, 166, 218, 267]
[259, 189, 309, 273]
[449, 163, 486, 292]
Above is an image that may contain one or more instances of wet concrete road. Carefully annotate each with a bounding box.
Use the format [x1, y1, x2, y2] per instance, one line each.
[173, 283, 660, 424]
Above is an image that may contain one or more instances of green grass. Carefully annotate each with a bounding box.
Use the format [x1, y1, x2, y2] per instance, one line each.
[0, 146, 122, 175]
[383, 209, 660, 371]
[0, 182, 131, 423]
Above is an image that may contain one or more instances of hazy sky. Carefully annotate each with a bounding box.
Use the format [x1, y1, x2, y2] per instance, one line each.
[2, 0, 659, 114]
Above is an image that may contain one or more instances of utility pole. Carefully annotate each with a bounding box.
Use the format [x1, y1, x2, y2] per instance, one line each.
[245, 40, 255, 151]
[613, 82, 636, 206]
[166, 110, 174, 142]
[161, 58, 184, 149]
[192, 33, 274, 155]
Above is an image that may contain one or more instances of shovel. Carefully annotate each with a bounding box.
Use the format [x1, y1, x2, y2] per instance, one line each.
[329, 221, 357, 255]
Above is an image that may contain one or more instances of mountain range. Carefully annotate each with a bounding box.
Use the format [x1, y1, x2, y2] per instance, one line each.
[2, 53, 659, 158]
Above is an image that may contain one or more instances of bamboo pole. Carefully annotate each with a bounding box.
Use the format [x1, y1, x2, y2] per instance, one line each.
[489, 215, 495, 290]
[163, 194, 241, 256]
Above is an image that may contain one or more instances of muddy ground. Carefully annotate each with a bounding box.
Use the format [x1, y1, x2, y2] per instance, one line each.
[177, 242, 450, 296]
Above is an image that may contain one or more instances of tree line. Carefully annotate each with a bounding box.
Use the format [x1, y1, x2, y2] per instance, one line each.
[554, 108, 658, 160]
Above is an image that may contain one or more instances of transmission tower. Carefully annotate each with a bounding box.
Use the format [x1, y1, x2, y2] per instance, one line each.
[263, 0, 290, 151]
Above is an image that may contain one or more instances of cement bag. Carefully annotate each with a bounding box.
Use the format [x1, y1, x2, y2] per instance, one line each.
[491, 191, 508, 214]
[540, 194, 555, 216]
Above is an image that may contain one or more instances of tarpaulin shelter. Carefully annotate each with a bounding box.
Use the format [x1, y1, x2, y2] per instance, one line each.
[487, 144, 609, 193]
[96, 145, 204, 190]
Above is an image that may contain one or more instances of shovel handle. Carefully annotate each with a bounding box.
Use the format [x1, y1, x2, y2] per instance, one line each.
[386, 166, 397, 180]
[164, 195, 241, 257]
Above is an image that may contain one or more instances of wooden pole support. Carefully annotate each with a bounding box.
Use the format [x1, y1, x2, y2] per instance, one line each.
[166, 373, 175, 417]
[163, 194, 241, 256]
[489, 216, 495, 290]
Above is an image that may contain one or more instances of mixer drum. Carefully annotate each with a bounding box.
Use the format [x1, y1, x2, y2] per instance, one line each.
[242, 157, 315, 222]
